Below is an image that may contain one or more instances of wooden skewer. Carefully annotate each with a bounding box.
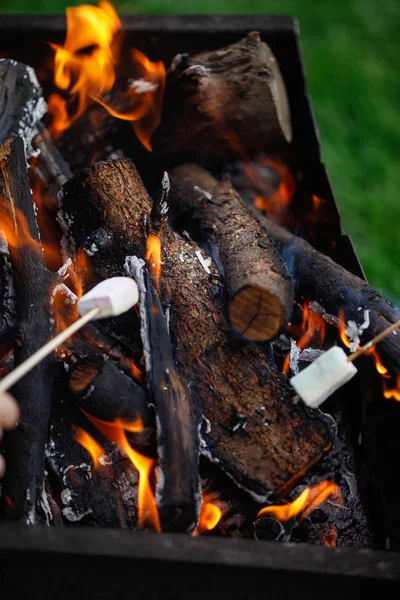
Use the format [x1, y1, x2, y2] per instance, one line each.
[347, 317, 400, 363]
[0, 307, 100, 393]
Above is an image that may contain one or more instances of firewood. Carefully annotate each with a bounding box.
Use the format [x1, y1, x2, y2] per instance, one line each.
[0, 136, 55, 523]
[0, 59, 47, 158]
[60, 158, 334, 502]
[153, 32, 292, 164]
[168, 164, 294, 341]
[32, 122, 73, 190]
[61, 160, 201, 532]
[46, 365, 140, 529]
[253, 213, 400, 379]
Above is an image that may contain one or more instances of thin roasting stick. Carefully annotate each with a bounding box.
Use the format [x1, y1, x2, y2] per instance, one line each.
[347, 317, 400, 363]
[0, 308, 100, 392]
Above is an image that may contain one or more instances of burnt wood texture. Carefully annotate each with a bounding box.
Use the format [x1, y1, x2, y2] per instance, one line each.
[153, 32, 292, 164]
[0, 136, 54, 523]
[60, 158, 333, 502]
[168, 163, 294, 341]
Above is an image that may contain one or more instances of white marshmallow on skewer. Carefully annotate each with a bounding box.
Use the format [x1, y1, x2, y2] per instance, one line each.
[290, 346, 357, 409]
[78, 277, 139, 319]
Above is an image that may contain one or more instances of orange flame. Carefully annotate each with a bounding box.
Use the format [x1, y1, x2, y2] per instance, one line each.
[383, 376, 400, 401]
[322, 525, 337, 548]
[74, 425, 105, 467]
[338, 309, 389, 377]
[84, 411, 161, 531]
[192, 492, 222, 536]
[258, 480, 342, 523]
[146, 234, 161, 292]
[283, 303, 326, 375]
[252, 158, 296, 219]
[50, 1, 165, 150]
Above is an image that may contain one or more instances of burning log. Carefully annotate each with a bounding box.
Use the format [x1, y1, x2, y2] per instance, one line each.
[153, 32, 292, 164]
[168, 163, 294, 341]
[0, 59, 47, 158]
[60, 158, 333, 502]
[61, 160, 201, 532]
[255, 214, 400, 379]
[0, 135, 55, 523]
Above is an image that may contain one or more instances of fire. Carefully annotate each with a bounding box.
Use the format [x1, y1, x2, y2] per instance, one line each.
[146, 234, 161, 291]
[0, 200, 45, 260]
[251, 158, 295, 220]
[283, 302, 326, 375]
[338, 309, 389, 376]
[322, 525, 337, 548]
[50, 1, 165, 150]
[257, 480, 342, 523]
[193, 492, 222, 536]
[83, 411, 160, 531]
[383, 376, 400, 401]
[74, 426, 105, 467]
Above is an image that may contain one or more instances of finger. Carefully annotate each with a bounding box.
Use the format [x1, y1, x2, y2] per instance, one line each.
[0, 453, 5, 477]
[0, 392, 20, 429]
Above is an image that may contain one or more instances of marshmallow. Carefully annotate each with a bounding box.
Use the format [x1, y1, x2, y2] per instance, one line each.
[78, 277, 139, 319]
[290, 346, 357, 408]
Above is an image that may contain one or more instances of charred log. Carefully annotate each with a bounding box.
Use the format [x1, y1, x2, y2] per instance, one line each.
[168, 163, 294, 341]
[0, 59, 47, 158]
[60, 158, 333, 502]
[153, 32, 292, 165]
[0, 136, 55, 523]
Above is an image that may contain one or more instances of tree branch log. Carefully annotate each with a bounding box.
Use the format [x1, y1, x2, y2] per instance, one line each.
[168, 163, 294, 341]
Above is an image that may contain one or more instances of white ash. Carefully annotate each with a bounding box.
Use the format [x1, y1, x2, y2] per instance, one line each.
[129, 78, 159, 94]
[184, 64, 211, 79]
[57, 257, 73, 280]
[62, 507, 93, 522]
[25, 488, 36, 526]
[50, 282, 78, 306]
[98, 454, 113, 467]
[345, 309, 370, 352]
[169, 53, 185, 72]
[124, 256, 152, 374]
[193, 185, 213, 201]
[62, 463, 92, 486]
[39, 487, 53, 526]
[84, 243, 99, 256]
[195, 250, 212, 274]
[299, 348, 325, 363]
[61, 488, 73, 506]
[202, 416, 212, 434]
[82, 384, 95, 400]
[289, 338, 301, 375]
[155, 465, 165, 507]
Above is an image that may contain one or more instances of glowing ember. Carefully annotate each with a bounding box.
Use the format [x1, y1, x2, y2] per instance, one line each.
[383, 376, 400, 401]
[257, 480, 342, 523]
[146, 234, 162, 291]
[193, 493, 222, 536]
[74, 426, 105, 467]
[251, 158, 295, 220]
[84, 411, 160, 531]
[283, 303, 326, 375]
[322, 525, 337, 547]
[49, 1, 165, 150]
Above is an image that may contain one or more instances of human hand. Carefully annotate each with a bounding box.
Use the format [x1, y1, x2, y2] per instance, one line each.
[0, 392, 20, 476]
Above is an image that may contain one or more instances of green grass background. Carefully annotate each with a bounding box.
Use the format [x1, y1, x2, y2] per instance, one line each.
[1, 0, 399, 300]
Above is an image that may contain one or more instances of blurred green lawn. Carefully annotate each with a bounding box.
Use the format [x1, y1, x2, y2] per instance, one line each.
[1, 0, 399, 300]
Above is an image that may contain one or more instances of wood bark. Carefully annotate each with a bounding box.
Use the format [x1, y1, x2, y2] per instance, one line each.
[168, 163, 294, 341]
[0, 136, 55, 523]
[0, 59, 47, 158]
[60, 158, 333, 502]
[153, 32, 292, 164]
[252, 210, 400, 379]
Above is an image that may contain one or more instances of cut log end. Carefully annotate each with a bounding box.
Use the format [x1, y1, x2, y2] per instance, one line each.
[229, 285, 285, 341]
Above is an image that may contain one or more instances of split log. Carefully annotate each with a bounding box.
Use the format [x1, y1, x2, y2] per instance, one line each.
[0, 136, 55, 523]
[60, 158, 333, 502]
[0, 59, 47, 158]
[32, 122, 73, 190]
[168, 164, 294, 341]
[61, 160, 201, 531]
[153, 32, 292, 164]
